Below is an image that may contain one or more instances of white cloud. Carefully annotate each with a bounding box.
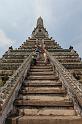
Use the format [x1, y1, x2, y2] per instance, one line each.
[0, 0, 82, 57]
[0, 30, 12, 47]
[0, 30, 13, 57]
[72, 35, 82, 58]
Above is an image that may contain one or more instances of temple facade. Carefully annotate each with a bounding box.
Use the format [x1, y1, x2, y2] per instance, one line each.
[0, 17, 82, 124]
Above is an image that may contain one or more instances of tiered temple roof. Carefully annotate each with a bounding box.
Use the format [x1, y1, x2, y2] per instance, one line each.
[0, 17, 82, 124]
[0, 17, 82, 86]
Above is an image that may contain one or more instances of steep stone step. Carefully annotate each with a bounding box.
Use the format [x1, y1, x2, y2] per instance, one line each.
[36, 60, 46, 63]
[5, 57, 79, 124]
[24, 80, 62, 87]
[6, 115, 82, 124]
[36, 63, 51, 66]
[15, 95, 73, 107]
[31, 65, 52, 69]
[28, 75, 59, 80]
[19, 92, 67, 97]
[20, 87, 66, 94]
[19, 108, 76, 116]
[30, 68, 53, 72]
[29, 71, 54, 75]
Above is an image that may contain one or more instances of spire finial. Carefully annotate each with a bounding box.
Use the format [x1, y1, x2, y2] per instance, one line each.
[37, 16, 44, 27]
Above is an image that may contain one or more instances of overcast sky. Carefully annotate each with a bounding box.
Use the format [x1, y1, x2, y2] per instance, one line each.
[0, 0, 82, 57]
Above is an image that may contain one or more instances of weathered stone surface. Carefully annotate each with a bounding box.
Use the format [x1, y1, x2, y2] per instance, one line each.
[7, 116, 82, 124]
[0, 17, 82, 124]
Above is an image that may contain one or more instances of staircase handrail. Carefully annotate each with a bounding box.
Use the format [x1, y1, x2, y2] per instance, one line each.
[0, 52, 33, 123]
[46, 50, 82, 114]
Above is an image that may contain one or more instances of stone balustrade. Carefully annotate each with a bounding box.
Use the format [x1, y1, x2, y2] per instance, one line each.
[63, 63, 82, 69]
[46, 51, 82, 115]
[57, 59, 80, 63]
[50, 52, 78, 56]
[0, 52, 33, 124]
[2, 59, 24, 63]
[6, 52, 31, 56]
[11, 49, 33, 52]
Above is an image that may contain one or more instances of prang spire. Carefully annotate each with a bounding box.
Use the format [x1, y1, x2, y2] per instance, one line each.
[37, 16, 44, 27]
[32, 17, 48, 38]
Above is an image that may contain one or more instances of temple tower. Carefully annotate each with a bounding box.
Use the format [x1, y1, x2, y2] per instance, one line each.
[0, 17, 82, 124]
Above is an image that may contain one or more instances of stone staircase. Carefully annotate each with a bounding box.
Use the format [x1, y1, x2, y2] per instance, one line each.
[6, 54, 81, 124]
